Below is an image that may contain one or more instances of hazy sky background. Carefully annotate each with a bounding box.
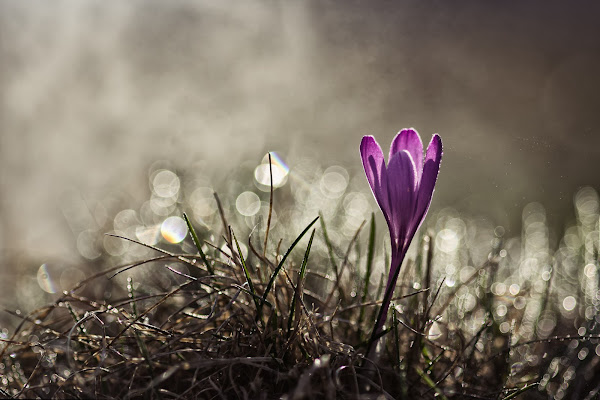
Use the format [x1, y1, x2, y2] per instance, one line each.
[2, 1, 600, 264]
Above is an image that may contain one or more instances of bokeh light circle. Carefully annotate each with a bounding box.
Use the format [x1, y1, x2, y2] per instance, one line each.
[236, 191, 261, 216]
[254, 152, 289, 190]
[152, 170, 180, 198]
[563, 296, 577, 311]
[319, 166, 348, 199]
[161, 216, 188, 244]
[190, 187, 217, 217]
[37, 264, 58, 294]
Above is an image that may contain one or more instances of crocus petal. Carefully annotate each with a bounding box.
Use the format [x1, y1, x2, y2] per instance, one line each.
[389, 129, 424, 181]
[360, 136, 391, 223]
[411, 134, 442, 237]
[385, 149, 417, 249]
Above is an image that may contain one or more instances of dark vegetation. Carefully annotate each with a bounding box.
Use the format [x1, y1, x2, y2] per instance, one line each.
[1, 161, 599, 399]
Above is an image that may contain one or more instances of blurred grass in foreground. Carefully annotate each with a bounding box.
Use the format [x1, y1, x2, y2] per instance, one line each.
[1, 154, 599, 399]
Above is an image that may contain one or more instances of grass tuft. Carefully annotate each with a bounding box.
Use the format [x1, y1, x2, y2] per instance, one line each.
[1, 166, 600, 399]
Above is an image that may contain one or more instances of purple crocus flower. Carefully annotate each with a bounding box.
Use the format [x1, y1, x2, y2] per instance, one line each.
[360, 128, 442, 354]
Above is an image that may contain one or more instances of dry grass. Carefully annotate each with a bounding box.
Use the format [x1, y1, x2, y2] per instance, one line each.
[2, 171, 600, 399]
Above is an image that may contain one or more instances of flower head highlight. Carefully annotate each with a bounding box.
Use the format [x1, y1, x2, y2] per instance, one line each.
[360, 128, 442, 355]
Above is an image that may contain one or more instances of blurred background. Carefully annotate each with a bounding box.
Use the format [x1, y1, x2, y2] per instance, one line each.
[1, 1, 600, 308]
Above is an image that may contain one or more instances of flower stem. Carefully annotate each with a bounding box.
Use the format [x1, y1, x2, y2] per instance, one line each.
[365, 253, 405, 359]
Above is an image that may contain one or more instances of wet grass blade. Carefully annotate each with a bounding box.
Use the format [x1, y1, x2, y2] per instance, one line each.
[392, 304, 401, 369]
[288, 229, 315, 333]
[262, 216, 319, 303]
[319, 212, 339, 279]
[415, 367, 448, 400]
[232, 230, 262, 319]
[263, 152, 274, 257]
[183, 212, 213, 275]
[501, 383, 539, 400]
[128, 277, 160, 399]
[358, 213, 376, 327]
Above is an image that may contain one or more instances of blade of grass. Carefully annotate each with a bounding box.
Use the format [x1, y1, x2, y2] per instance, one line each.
[324, 219, 365, 308]
[262, 216, 319, 303]
[183, 212, 213, 275]
[415, 367, 448, 400]
[288, 229, 315, 334]
[231, 229, 263, 320]
[127, 277, 161, 399]
[214, 191, 232, 246]
[105, 233, 196, 267]
[501, 383, 539, 400]
[358, 213, 376, 327]
[232, 285, 273, 308]
[263, 152, 274, 257]
[319, 212, 339, 279]
[392, 304, 401, 369]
